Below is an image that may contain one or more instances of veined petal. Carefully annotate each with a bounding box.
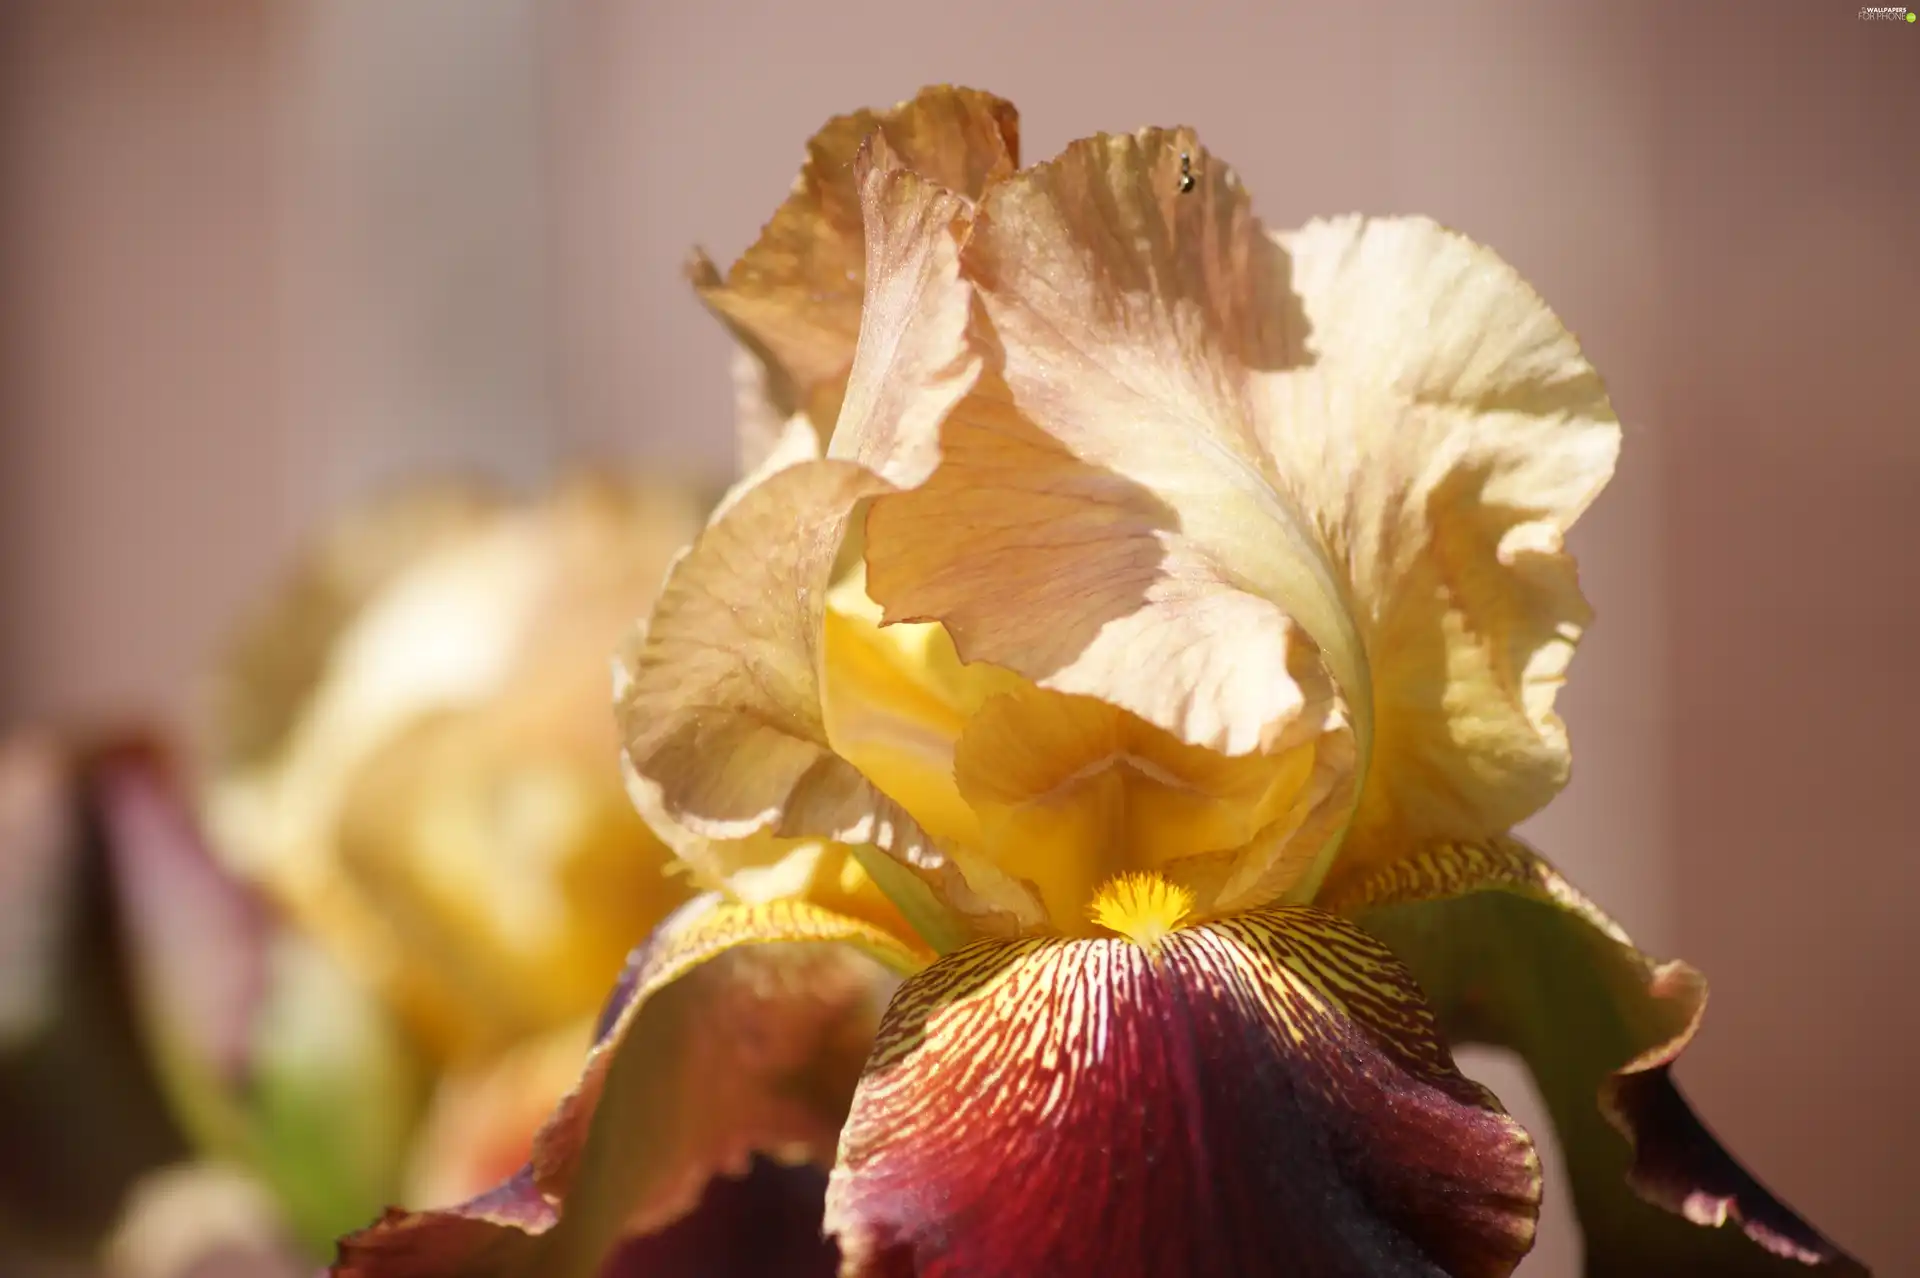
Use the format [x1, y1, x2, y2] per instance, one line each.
[857, 131, 1363, 914]
[825, 905, 1539, 1277]
[693, 86, 1018, 466]
[624, 134, 1005, 950]
[333, 897, 922, 1278]
[615, 449, 896, 844]
[865, 131, 1358, 754]
[1335, 837, 1867, 1275]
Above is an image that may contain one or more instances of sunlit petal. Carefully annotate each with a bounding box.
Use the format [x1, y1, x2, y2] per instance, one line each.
[1274, 218, 1619, 890]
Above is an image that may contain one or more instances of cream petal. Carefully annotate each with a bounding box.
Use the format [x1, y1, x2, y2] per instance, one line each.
[614, 453, 891, 845]
[864, 131, 1360, 756]
[1267, 216, 1618, 888]
[858, 129, 1617, 902]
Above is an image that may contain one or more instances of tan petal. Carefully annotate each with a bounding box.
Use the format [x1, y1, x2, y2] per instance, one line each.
[694, 86, 1018, 461]
[858, 127, 1617, 902]
[868, 129, 1359, 742]
[1269, 216, 1619, 887]
[858, 130, 1362, 911]
[622, 133, 1007, 951]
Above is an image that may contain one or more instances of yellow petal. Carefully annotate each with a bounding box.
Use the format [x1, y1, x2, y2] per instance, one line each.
[950, 684, 1335, 933]
[693, 86, 1018, 460]
[1270, 217, 1619, 893]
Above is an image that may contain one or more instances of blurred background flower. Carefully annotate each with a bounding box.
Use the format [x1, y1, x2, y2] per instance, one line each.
[0, 3, 1915, 1275]
[0, 478, 711, 1276]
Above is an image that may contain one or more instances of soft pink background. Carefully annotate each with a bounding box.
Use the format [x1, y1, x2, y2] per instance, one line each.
[1, 3, 1914, 1273]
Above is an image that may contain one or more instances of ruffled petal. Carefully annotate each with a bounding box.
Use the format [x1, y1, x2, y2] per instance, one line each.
[1333, 837, 1867, 1275]
[623, 136, 1009, 949]
[691, 86, 1018, 465]
[1273, 218, 1619, 889]
[863, 130, 1357, 760]
[825, 906, 1539, 1277]
[332, 897, 922, 1278]
[855, 131, 1362, 914]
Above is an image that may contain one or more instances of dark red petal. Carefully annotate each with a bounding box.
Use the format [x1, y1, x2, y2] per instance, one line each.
[331, 1171, 553, 1277]
[602, 1158, 837, 1278]
[825, 907, 1540, 1278]
[1606, 1068, 1866, 1273]
[1339, 836, 1868, 1275]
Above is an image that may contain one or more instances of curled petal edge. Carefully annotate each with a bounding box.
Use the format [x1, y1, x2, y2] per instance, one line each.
[332, 898, 925, 1278]
[1334, 837, 1868, 1275]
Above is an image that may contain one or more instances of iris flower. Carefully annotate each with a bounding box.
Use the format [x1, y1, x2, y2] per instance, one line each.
[336, 88, 1864, 1277]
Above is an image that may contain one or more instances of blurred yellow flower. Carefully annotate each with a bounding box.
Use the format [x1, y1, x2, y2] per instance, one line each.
[206, 478, 709, 1063]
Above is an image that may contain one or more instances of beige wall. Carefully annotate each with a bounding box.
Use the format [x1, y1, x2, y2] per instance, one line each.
[0, 2, 1913, 1272]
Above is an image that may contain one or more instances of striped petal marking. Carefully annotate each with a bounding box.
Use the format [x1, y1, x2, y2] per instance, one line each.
[825, 896, 1541, 1278]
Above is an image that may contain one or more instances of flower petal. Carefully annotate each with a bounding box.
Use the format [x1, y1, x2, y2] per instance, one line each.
[0, 736, 190, 1256]
[599, 1158, 838, 1278]
[623, 134, 1002, 949]
[1334, 837, 1867, 1275]
[857, 128, 1620, 903]
[332, 897, 922, 1278]
[863, 130, 1357, 760]
[855, 131, 1362, 913]
[825, 907, 1540, 1277]
[1274, 218, 1619, 890]
[692, 86, 1018, 464]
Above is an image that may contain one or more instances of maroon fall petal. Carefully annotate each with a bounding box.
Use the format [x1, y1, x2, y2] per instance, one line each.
[825, 907, 1541, 1278]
